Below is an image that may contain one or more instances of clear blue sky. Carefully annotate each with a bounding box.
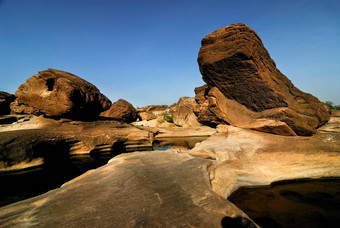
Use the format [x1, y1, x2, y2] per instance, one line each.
[0, 0, 339, 107]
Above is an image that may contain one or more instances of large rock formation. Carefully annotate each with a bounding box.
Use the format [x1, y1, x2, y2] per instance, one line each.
[196, 23, 330, 135]
[10, 69, 111, 120]
[100, 99, 137, 123]
[0, 92, 15, 115]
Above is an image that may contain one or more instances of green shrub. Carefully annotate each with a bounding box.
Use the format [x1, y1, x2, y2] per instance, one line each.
[334, 105, 340, 110]
[325, 101, 334, 109]
[163, 114, 173, 123]
[325, 101, 340, 110]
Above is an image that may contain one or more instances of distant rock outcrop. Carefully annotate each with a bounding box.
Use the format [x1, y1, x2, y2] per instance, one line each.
[137, 105, 169, 121]
[171, 97, 201, 127]
[196, 23, 330, 135]
[100, 99, 137, 123]
[0, 91, 15, 115]
[10, 69, 111, 120]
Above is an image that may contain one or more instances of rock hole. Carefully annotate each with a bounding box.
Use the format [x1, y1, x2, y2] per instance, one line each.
[46, 78, 55, 91]
[221, 216, 256, 228]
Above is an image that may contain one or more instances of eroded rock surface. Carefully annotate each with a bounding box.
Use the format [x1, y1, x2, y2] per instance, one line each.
[190, 122, 340, 198]
[100, 99, 137, 123]
[10, 69, 111, 120]
[171, 97, 201, 127]
[0, 151, 256, 228]
[194, 85, 296, 136]
[196, 23, 330, 135]
[137, 105, 170, 121]
[0, 116, 339, 227]
[0, 115, 216, 170]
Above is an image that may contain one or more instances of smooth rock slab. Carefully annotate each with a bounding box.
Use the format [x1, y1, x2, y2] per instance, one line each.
[0, 151, 255, 228]
[190, 123, 340, 198]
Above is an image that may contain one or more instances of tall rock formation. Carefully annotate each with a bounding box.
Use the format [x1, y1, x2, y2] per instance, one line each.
[196, 23, 330, 135]
[10, 69, 111, 120]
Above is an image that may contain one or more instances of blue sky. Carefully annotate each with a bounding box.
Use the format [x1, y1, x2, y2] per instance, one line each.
[0, 0, 339, 107]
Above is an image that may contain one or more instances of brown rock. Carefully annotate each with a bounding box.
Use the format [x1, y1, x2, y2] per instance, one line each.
[100, 99, 137, 123]
[190, 123, 340, 198]
[138, 111, 157, 121]
[10, 69, 111, 120]
[0, 91, 15, 115]
[194, 85, 296, 136]
[171, 97, 201, 127]
[0, 151, 256, 227]
[138, 105, 168, 112]
[197, 23, 330, 135]
[136, 105, 170, 121]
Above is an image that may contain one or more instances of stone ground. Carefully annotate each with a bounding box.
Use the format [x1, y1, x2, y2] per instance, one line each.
[0, 115, 339, 227]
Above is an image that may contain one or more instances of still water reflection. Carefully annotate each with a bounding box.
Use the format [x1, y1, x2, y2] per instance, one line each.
[0, 137, 206, 207]
[228, 178, 340, 228]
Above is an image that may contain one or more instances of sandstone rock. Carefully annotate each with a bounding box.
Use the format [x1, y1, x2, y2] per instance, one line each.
[100, 99, 137, 123]
[0, 129, 71, 170]
[10, 69, 111, 120]
[138, 111, 157, 121]
[0, 92, 15, 115]
[331, 110, 340, 117]
[0, 115, 153, 169]
[197, 23, 330, 135]
[138, 105, 169, 112]
[239, 119, 297, 136]
[171, 97, 201, 127]
[1, 116, 340, 227]
[137, 105, 170, 119]
[194, 85, 296, 136]
[0, 151, 256, 227]
[190, 122, 340, 198]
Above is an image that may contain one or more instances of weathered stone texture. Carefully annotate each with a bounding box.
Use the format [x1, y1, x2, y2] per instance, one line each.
[100, 99, 137, 123]
[196, 23, 330, 135]
[10, 69, 111, 120]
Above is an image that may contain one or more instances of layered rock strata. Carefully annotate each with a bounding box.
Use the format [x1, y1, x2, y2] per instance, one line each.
[1, 116, 339, 227]
[194, 85, 297, 136]
[196, 23, 330, 135]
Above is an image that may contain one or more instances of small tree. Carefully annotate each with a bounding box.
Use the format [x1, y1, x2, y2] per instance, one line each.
[325, 101, 334, 109]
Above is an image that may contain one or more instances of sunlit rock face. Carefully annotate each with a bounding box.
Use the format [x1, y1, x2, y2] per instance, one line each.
[189, 119, 340, 199]
[171, 97, 201, 127]
[100, 99, 137, 123]
[10, 69, 111, 120]
[196, 23, 330, 135]
[1, 116, 339, 228]
[194, 85, 297, 136]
